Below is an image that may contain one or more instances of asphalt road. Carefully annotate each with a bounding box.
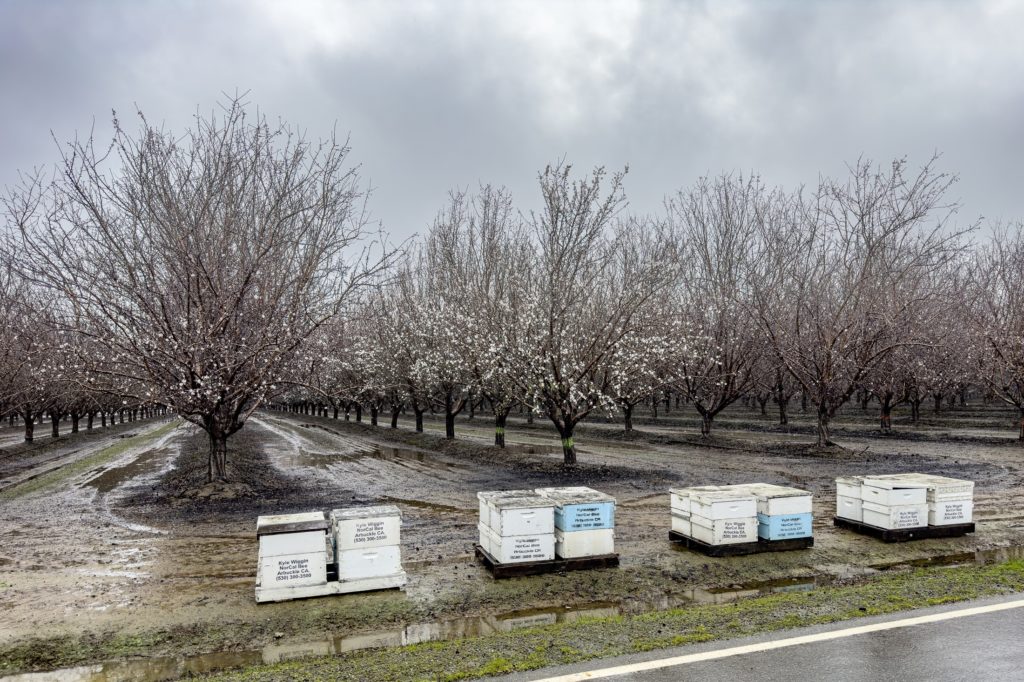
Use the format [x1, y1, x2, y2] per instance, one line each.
[502, 594, 1024, 682]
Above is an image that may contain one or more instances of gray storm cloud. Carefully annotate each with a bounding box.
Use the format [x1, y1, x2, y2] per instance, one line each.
[1, 0, 1021, 239]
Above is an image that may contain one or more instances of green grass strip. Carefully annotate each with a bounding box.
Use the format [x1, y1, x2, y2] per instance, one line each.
[0, 419, 180, 501]
[198, 559, 1024, 681]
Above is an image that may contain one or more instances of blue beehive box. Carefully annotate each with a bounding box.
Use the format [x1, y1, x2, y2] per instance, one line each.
[757, 513, 813, 540]
[536, 487, 616, 531]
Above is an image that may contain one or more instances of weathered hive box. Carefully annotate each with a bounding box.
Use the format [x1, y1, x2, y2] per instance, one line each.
[669, 488, 692, 515]
[536, 486, 616, 531]
[478, 490, 555, 536]
[835, 476, 865, 500]
[689, 488, 758, 520]
[554, 528, 615, 558]
[835, 495, 863, 522]
[336, 545, 404, 581]
[860, 478, 928, 506]
[871, 473, 974, 525]
[479, 523, 555, 563]
[689, 515, 758, 545]
[670, 511, 692, 536]
[862, 501, 928, 530]
[255, 512, 330, 602]
[757, 513, 813, 540]
[332, 505, 401, 551]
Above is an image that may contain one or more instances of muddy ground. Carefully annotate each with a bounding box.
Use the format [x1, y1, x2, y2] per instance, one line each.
[0, 403, 1023, 677]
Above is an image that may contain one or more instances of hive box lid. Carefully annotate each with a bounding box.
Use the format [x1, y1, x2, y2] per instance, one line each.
[669, 485, 738, 497]
[489, 491, 553, 510]
[734, 483, 811, 499]
[535, 486, 616, 505]
[689, 488, 757, 504]
[835, 476, 866, 486]
[873, 473, 973, 488]
[478, 489, 535, 503]
[861, 476, 928, 490]
[256, 512, 329, 536]
[331, 505, 402, 521]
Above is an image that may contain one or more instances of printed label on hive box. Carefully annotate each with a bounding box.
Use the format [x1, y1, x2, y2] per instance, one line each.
[721, 520, 749, 539]
[893, 509, 925, 528]
[274, 557, 313, 582]
[942, 503, 967, 521]
[353, 520, 391, 544]
[559, 504, 613, 530]
[509, 536, 550, 560]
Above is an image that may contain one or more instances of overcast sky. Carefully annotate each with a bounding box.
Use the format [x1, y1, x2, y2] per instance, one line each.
[1, 0, 1021, 241]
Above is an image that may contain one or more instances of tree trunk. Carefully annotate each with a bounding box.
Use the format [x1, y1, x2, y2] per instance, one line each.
[933, 394, 943, 414]
[87, 413, 94, 430]
[816, 407, 833, 447]
[71, 412, 80, 433]
[370, 405, 378, 427]
[558, 423, 577, 465]
[664, 390, 671, 414]
[390, 407, 400, 429]
[51, 412, 61, 438]
[757, 396, 768, 415]
[699, 410, 713, 437]
[101, 412, 107, 428]
[333, 406, 339, 419]
[623, 403, 633, 433]
[495, 412, 507, 448]
[23, 413, 34, 443]
[777, 397, 789, 426]
[801, 391, 808, 413]
[355, 403, 362, 422]
[910, 399, 922, 424]
[414, 409, 424, 433]
[879, 394, 893, 433]
[445, 412, 456, 440]
[1019, 407, 1024, 442]
[207, 430, 229, 483]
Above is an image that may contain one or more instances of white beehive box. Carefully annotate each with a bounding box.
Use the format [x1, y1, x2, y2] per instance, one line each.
[483, 490, 555, 536]
[689, 516, 757, 545]
[671, 512, 692, 536]
[928, 499, 974, 526]
[669, 488, 693, 514]
[836, 495, 863, 522]
[862, 501, 928, 530]
[736, 483, 813, 516]
[256, 512, 330, 594]
[690, 489, 757, 520]
[480, 524, 555, 563]
[336, 545, 404, 581]
[331, 505, 401, 551]
[835, 476, 865, 499]
[535, 486, 616, 531]
[860, 479, 927, 506]
[554, 527, 614, 558]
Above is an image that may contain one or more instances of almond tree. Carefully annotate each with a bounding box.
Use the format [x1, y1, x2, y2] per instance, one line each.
[514, 163, 676, 464]
[665, 174, 774, 436]
[6, 98, 390, 482]
[756, 157, 968, 447]
[970, 222, 1024, 440]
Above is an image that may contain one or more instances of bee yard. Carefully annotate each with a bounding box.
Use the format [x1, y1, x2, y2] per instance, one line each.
[833, 473, 975, 542]
[669, 484, 814, 556]
[536, 486, 617, 559]
[255, 512, 331, 603]
[475, 489, 618, 578]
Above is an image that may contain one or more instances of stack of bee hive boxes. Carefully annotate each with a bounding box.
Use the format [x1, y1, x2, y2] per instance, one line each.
[536, 486, 616, 558]
[477, 490, 555, 564]
[669, 485, 758, 547]
[255, 511, 331, 603]
[836, 476, 929, 530]
[739, 483, 814, 542]
[330, 505, 408, 591]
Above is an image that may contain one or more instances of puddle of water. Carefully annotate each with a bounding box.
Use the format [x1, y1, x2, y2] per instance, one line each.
[81, 449, 169, 494]
[6, 602, 620, 681]
[14, 547, 1024, 682]
[288, 445, 466, 473]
